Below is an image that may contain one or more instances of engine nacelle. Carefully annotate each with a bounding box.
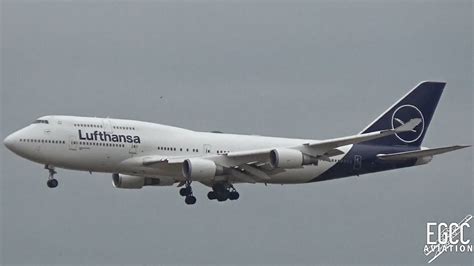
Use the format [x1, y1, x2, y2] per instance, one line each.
[182, 158, 223, 181]
[270, 148, 318, 169]
[112, 173, 173, 189]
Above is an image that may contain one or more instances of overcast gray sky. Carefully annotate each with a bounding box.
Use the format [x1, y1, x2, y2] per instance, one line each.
[1, 0, 472, 265]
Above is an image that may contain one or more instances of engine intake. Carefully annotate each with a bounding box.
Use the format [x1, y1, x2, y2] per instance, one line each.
[270, 148, 318, 169]
[182, 158, 223, 181]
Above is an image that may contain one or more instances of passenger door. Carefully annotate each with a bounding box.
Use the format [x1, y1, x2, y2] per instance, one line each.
[129, 144, 138, 155]
[69, 136, 78, 151]
[203, 144, 212, 155]
[102, 119, 113, 133]
[353, 155, 362, 171]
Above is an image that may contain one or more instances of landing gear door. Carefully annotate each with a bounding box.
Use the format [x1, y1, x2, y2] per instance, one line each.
[69, 136, 78, 151]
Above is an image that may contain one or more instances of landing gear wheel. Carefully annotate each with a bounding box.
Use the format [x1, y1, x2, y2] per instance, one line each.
[179, 187, 191, 196]
[181, 180, 196, 205]
[44, 165, 58, 188]
[47, 178, 58, 188]
[185, 195, 197, 205]
[229, 191, 240, 200]
[210, 183, 240, 202]
[207, 191, 217, 200]
[216, 193, 228, 202]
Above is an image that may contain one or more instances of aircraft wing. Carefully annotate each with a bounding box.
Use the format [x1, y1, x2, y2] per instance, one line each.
[376, 145, 470, 161]
[123, 118, 421, 183]
[300, 118, 421, 155]
[119, 155, 187, 171]
[225, 118, 422, 160]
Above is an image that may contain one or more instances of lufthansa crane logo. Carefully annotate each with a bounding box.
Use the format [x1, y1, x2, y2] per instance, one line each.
[391, 104, 425, 143]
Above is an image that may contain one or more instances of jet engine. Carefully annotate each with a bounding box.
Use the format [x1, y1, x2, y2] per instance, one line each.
[182, 158, 224, 181]
[112, 173, 173, 189]
[270, 148, 318, 169]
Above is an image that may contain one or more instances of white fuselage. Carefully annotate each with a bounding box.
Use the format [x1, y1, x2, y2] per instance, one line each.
[4, 115, 350, 184]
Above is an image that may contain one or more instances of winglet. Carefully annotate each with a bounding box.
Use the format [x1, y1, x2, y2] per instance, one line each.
[394, 118, 422, 133]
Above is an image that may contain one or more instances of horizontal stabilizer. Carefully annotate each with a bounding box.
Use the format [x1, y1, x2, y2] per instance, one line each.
[377, 145, 470, 161]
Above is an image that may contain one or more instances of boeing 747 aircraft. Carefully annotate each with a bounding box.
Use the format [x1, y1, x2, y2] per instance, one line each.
[3, 81, 469, 204]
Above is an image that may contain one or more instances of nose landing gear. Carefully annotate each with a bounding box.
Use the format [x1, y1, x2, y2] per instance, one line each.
[45, 165, 58, 188]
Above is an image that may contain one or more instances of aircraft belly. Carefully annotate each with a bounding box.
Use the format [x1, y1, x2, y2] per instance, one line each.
[44, 147, 128, 172]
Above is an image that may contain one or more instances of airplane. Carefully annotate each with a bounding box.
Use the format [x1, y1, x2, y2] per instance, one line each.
[3, 81, 470, 205]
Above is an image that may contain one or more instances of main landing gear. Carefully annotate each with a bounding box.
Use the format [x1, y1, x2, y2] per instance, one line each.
[207, 183, 239, 202]
[179, 181, 196, 205]
[45, 165, 58, 188]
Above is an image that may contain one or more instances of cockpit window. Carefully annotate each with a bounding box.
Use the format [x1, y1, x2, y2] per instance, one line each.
[32, 119, 49, 124]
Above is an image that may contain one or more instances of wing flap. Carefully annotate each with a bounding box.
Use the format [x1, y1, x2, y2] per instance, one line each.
[239, 164, 272, 181]
[142, 156, 187, 166]
[228, 168, 257, 184]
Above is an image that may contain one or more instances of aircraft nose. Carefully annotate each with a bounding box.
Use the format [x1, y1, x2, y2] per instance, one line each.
[4, 133, 17, 151]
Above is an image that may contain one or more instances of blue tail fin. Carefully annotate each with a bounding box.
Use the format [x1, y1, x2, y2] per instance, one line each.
[360, 81, 446, 147]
